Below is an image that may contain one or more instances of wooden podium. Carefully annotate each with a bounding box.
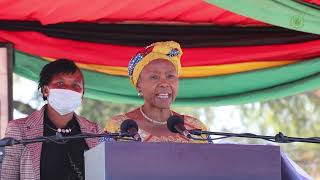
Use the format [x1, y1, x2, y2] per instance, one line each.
[85, 142, 281, 180]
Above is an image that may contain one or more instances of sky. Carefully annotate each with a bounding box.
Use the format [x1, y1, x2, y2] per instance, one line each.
[13, 74, 44, 118]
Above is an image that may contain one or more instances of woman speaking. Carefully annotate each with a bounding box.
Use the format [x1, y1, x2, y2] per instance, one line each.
[105, 41, 207, 142]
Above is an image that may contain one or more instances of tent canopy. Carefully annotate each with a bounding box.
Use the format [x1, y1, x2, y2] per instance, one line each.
[1, 0, 320, 106]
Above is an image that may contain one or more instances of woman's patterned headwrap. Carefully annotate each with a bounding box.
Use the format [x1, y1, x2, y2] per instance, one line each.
[128, 41, 182, 86]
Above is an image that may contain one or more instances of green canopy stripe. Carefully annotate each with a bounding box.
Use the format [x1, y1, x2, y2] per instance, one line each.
[14, 51, 320, 106]
[206, 0, 320, 35]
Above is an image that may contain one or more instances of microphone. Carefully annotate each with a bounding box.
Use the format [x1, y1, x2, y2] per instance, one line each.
[167, 115, 192, 138]
[120, 119, 142, 141]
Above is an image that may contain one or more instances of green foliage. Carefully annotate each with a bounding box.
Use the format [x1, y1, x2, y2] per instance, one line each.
[79, 98, 136, 127]
[236, 91, 320, 178]
[13, 100, 35, 115]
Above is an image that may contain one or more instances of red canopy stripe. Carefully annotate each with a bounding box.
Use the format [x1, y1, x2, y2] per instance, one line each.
[0, 30, 319, 67]
[42, 56, 298, 77]
[0, 0, 267, 26]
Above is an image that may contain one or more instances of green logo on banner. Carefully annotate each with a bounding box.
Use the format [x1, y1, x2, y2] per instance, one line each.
[290, 9, 306, 29]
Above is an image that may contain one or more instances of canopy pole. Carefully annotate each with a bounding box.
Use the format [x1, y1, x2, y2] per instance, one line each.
[0, 43, 13, 138]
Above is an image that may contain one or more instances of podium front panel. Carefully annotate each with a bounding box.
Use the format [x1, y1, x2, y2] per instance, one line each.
[85, 142, 281, 180]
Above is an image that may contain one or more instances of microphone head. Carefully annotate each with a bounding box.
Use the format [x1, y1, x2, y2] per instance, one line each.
[167, 115, 184, 133]
[120, 119, 139, 133]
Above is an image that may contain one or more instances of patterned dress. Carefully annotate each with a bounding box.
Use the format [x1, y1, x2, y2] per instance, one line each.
[105, 107, 207, 143]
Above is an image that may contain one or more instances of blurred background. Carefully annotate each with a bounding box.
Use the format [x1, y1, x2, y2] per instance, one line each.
[14, 74, 320, 178]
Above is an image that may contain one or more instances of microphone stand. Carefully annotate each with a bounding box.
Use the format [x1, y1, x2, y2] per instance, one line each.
[189, 130, 320, 144]
[0, 132, 138, 147]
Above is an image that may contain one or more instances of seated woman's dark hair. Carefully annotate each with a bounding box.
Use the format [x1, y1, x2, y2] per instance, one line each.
[38, 59, 84, 100]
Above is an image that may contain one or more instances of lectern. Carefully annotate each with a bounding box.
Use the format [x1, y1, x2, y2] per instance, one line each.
[85, 142, 281, 180]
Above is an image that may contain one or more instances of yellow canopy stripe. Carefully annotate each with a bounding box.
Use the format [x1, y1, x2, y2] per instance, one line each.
[42, 57, 297, 78]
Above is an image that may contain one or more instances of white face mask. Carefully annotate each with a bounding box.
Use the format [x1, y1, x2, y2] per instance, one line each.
[47, 89, 82, 115]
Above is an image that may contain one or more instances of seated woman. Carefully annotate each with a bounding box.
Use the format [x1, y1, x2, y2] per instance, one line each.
[105, 41, 207, 143]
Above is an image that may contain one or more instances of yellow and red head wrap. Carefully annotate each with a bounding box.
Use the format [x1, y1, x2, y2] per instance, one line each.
[128, 41, 182, 86]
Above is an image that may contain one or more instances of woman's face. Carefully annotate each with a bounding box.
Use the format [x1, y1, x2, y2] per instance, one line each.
[43, 70, 84, 98]
[137, 59, 179, 109]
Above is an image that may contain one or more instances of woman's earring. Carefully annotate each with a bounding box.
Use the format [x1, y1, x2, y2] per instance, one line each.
[138, 92, 143, 97]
